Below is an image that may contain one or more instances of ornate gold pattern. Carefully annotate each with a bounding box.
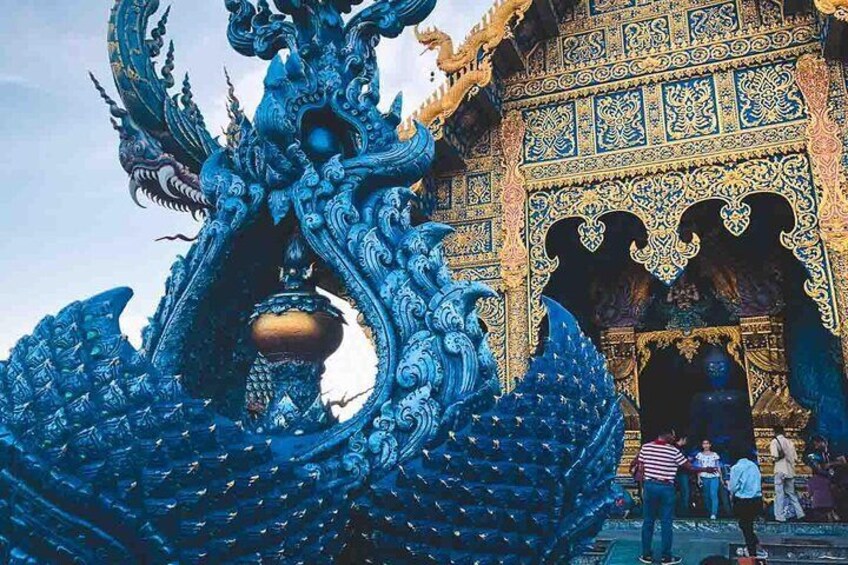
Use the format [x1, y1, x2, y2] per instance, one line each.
[527, 154, 840, 348]
[796, 55, 848, 254]
[635, 326, 744, 372]
[795, 55, 848, 374]
[497, 112, 531, 390]
[399, 59, 494, 141]
[424, 0, 844, 402]
[815, 0, 848, 15]
[601, 327, 642, 475]
[503, 21, 817, 109]
[415, 0, 533, 74]
[740, 316, 811, 474]
[517, 54, 814, 189]
[499, 112, 529, 291]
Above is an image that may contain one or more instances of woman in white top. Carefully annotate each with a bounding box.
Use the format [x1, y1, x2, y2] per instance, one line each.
[696, 439, 722, 519]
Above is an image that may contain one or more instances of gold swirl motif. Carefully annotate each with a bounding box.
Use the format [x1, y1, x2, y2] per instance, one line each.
[635, 326, 744, 373]
[796, 55, 848, 255]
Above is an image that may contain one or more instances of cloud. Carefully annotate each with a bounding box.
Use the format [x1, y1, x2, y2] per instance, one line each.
[0, 73, 34, 88]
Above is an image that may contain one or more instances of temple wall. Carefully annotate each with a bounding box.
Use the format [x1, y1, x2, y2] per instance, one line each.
[429, 0, 848, 414]
[785, 281, 848, 452]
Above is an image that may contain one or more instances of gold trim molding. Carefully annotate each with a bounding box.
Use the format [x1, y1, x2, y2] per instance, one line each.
[795, 55, 848, 376]
[635, 326, 744, 372]
[499, 111, 531, 390]
[796, 55, 848, 255]
[401, 0, 533, 140]
[499, 111, 529, 291]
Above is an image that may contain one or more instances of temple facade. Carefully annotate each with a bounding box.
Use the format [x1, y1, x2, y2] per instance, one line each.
[411, 0, 848, 472]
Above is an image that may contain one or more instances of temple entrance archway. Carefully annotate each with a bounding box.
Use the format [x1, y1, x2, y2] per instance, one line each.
[541, 194, 835, 474]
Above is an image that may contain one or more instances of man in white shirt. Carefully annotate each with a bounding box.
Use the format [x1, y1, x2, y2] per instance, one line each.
[770, 425, 805, 522]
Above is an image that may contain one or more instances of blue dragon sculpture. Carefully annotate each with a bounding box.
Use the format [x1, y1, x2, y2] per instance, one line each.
[0, 0, 622, 562]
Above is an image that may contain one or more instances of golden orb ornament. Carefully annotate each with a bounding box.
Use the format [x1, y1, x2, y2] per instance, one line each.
[251, 308, 344, 363]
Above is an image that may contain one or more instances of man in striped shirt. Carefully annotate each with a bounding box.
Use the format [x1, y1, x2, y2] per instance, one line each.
[636, 429, 713, 564]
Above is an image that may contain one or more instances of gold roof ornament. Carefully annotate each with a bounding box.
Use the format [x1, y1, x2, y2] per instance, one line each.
[814, 0, 848, 20]
[399, 59, 494, 141]
[414, 0, 534, 75]
[400, 0, 535, 141]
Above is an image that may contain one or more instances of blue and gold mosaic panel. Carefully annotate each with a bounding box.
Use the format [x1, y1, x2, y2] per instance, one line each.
[734, 61, 806, 130]
[435, 178, 452, 210]
[589, 0, 636, 16]
[562, 30, 607, 66]
[523, 102, 579, 163]
[687, 2, 740, 42]
[466, 172, 493, 206]
[593, 89, 648, 153]
[444, 219, 494, 257]
[662, 76, 720, 141]
[622, 16, 671, 55]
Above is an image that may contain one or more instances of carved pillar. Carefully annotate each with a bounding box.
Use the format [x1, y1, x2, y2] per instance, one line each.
[499, 111, 531, 391]
[601, 327, 641, 475]
[796, 55, 848, 379]
[740, 316, 811, 476]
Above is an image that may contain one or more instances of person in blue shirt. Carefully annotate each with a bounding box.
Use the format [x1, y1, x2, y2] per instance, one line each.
[728, 449, 768, 559]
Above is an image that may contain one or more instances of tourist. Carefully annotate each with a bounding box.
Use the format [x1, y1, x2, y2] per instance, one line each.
[728, 449, 768, 559]
[674, 434, 692, 516]
[770, 425, 805, 522]
[805, 436, 838, 522]
[636, 429, 713, 565]
[696, 438, 722, 519]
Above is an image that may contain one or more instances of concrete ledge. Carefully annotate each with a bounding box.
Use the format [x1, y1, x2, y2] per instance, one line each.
[603, 518, 848, 536]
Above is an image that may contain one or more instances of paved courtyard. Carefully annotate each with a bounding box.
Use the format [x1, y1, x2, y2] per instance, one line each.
[598, 520, 848, 564]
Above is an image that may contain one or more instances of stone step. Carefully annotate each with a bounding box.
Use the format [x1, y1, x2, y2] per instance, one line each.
[573, 539, 616, 565]
[604, 518, 848, 537]
[729, 542, 848, 562]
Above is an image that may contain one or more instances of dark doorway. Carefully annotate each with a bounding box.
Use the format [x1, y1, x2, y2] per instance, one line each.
[639, 344, 753, 457]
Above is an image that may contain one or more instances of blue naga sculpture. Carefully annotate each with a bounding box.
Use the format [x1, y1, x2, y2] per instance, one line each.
[0, 0, 623, 562]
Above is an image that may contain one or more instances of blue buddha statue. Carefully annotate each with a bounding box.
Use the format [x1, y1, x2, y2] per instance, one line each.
[689, 347, 755, 458]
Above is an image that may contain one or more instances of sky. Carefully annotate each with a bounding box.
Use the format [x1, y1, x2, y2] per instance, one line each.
[0, 0, 494, 416]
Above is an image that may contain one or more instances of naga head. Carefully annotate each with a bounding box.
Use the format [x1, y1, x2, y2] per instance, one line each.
[91, 74, 210, 216]
[413, 24, 453, 53]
